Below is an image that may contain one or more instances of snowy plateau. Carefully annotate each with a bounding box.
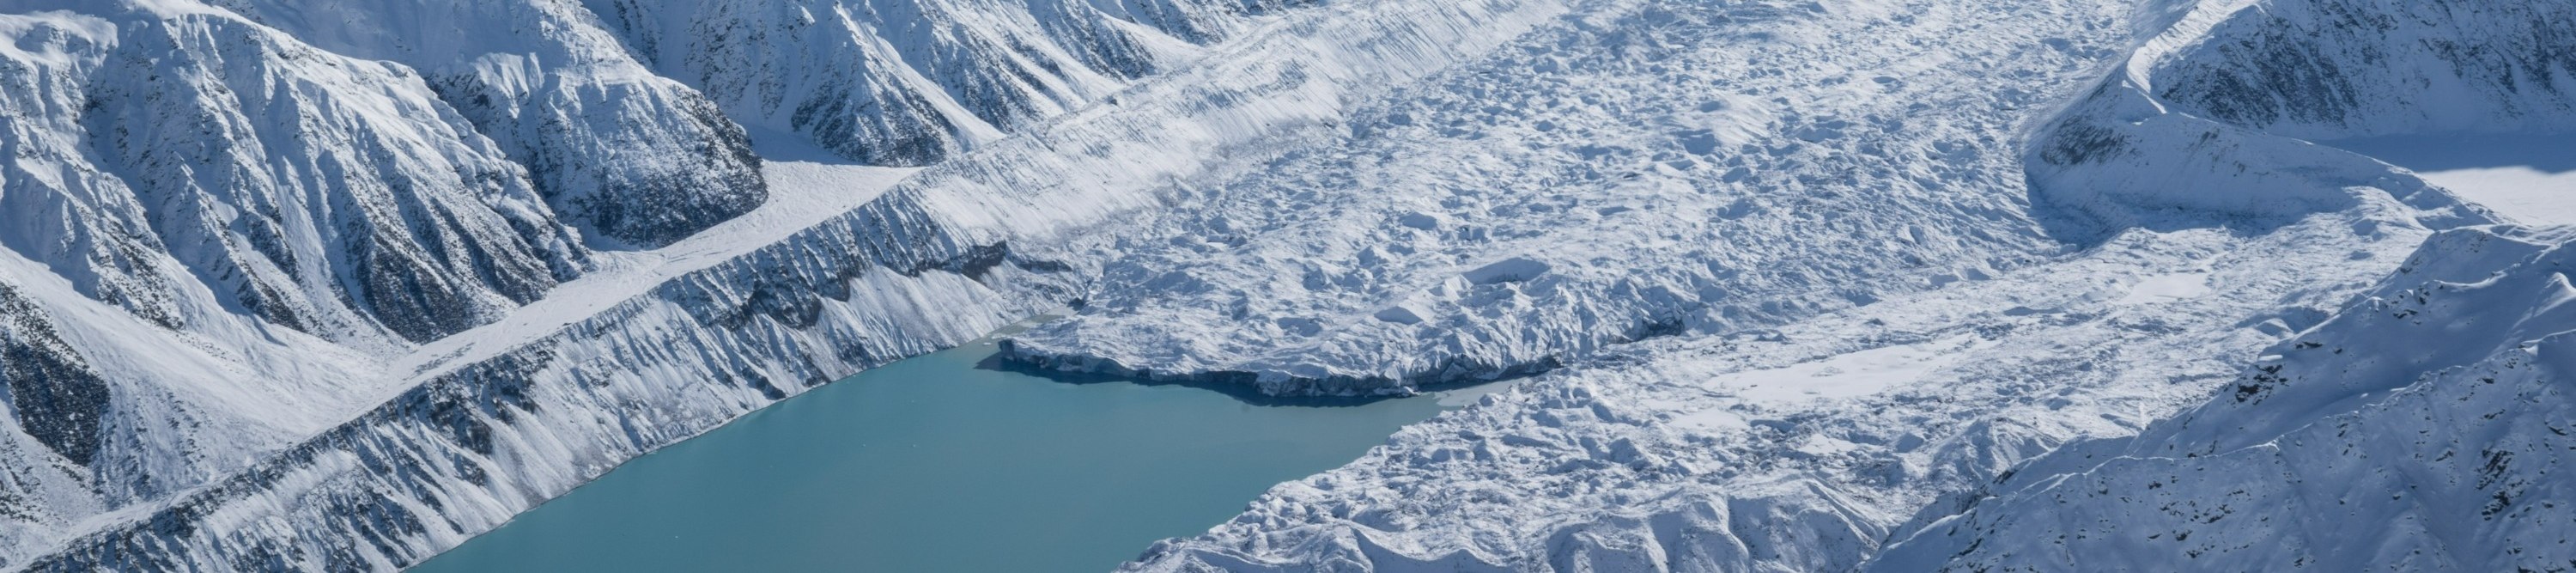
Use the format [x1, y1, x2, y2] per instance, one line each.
[0, 0, 2567, 570]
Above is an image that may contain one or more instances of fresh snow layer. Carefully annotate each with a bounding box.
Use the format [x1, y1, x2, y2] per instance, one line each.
[2327, 132, 2576, 225]
[2421, 165, 2576, 222]
[1686, 333, 1997, 411]
[2114, 272, 2214, 306]
[2413, 168, 2576, 224]
[389, 159, 917, 387]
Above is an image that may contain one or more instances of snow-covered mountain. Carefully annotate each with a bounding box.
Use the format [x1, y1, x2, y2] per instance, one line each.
[585, 0, 1294, 166]
[0, 0, 2567, 570]
[1871, 224, 2576, 572]
[0, 0, 1574, 568]
[0, 7, 598, 546]
[0, 0, 1477, 566]
[1862, 2, 2576, 568]
[203, 0, 772, 249]
[5, 4, 577, 347]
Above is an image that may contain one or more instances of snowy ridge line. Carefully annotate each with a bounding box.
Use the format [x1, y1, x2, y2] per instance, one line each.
[191, 0, 775, 250]
[378, 162, 917, 405]
[9, 0, 1589, 568]
[1868, 224, 2576, 571]
[1857, 0, 2576, 563]
[0, 4, 589, 349]
[19, 190, 1070, 571]
[581, 0, 1292, 168]
[0, 7, 612, 555]
[2029, 0, 2570, 239]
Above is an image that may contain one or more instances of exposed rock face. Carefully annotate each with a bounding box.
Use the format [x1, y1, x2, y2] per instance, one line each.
[587, 0, 1271, 166]
[2026, 0, 2569, 239]
[83, 12, 581, 344]
[0, 281, 108, 468]
[24, 195, 1074, 572]
[2145, 0, 2576, 138]
[209, 0, 772, 249]
[0, 5, 581, 345]
[0, 13, 188, 330]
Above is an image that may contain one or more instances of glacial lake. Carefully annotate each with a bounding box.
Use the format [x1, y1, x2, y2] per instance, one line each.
[410, 337, 1481, 572]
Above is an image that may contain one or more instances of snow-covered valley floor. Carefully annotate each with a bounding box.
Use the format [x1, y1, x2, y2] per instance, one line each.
[2329, 133, 2576, 225]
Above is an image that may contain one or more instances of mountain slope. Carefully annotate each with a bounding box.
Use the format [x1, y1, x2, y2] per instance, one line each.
[0, 0, 1522, 566]
[204, 0, 771, 249]
[0, 0, 2564, 570]
[1872, 225, 2576, 572]
[87, 9, 584, 344]
[3, 0, 1586, 568]
[0, 3, 592, 558]
[586, 0, 1281, 166]
[1, 4, 580, 347]
[0, 11, 187, 331]
[1859, 4, 2576, 566]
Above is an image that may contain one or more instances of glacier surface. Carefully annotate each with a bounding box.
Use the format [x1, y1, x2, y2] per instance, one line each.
[1109, 0, 2576, 570]
[0, 0, 2568, 570]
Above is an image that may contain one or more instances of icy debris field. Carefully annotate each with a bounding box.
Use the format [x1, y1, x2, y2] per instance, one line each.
[1004, 0, 2119, 396]
[1, 0, 2573, 570]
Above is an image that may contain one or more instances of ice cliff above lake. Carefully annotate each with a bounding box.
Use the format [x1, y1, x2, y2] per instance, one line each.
[0, 0, 2567, 570]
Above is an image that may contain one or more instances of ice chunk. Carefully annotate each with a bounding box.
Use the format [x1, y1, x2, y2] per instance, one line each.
[1462, 257, 1552, 285]
[1373, 305, 1426, 325]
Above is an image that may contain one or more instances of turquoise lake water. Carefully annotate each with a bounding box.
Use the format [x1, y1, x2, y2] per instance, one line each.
[409, 338, 1467, 572]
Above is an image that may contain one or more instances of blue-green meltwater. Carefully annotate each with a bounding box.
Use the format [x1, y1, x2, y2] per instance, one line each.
[410, 335, 1491, 572]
